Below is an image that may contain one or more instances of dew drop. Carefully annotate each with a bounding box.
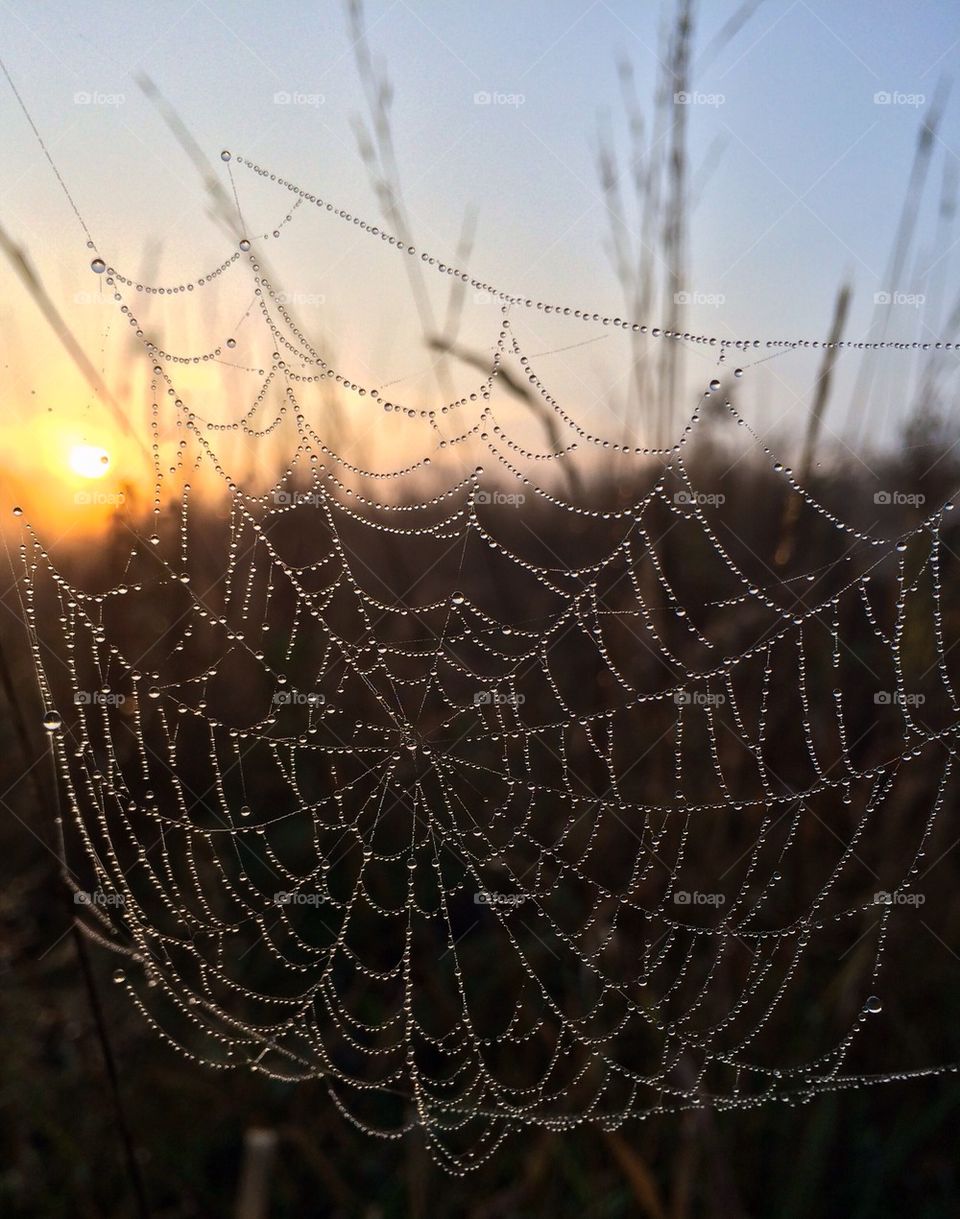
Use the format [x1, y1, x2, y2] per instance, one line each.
[734, 368, 743, 378]
[220, 150, 232, 162]
[708, 379, 720, 393]
[864, 995, 882, 1014]
[239, 238, 251, 252]
[240, 805, 252, 817]
[226, 338, 237, 349]
[42, 710, 62, 732]
[90, 257, 106, 274]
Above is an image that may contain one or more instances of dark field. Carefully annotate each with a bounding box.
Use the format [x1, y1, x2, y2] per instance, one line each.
[3, 431, 960, 1218]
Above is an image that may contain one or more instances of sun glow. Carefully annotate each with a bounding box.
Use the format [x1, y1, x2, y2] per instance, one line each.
[68, 444, 110, 478]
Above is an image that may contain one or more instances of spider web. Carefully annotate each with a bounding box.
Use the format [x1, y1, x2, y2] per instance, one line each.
[14, 152, 960, 1173]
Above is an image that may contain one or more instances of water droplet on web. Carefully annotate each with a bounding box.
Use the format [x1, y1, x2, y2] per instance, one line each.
[734, 367, 743, 378]
[239, 238, 251, 252]
[90, 257, 106, 274]
[708, 379, 720, 393]
[226, 338, 237, 349]
[240, 805, 252, 817]
[42, 711, 62, 732]
[12, 506, 22, 517]
[864, 995, 882, 1014]
[113, 969, 125, 984]
[221, 150, 232, 162]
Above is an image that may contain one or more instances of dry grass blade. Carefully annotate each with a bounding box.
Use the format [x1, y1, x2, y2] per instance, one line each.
[233, 1128, 277, 1219]
[604, 1130, 669, 1219]
[847, 79, 950, 442]
[696, 0, 768, 72]
[426, 333, 583, 497]
[776, 281, 852, 566]
[135, 73, 239, 238]
[0, 221, 153, 470]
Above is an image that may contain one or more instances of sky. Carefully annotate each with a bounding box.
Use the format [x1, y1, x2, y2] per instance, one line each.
[1, 0, 960, 528]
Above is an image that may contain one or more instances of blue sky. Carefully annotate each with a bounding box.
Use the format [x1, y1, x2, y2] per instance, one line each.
[1, 0, 959, 456]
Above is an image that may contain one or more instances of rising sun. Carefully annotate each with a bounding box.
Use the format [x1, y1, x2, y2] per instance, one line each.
[69, 444, 110, 479]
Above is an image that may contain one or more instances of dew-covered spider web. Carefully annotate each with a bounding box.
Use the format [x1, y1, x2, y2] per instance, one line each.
[13, 152, 960, 1173]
